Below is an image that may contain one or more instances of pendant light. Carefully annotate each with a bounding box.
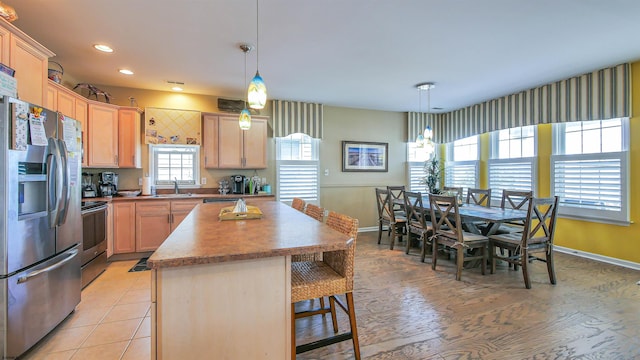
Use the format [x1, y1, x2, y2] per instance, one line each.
[239, 44, 253, 130]
[416, 82, 435, 157]
[248, 0, 267, 109]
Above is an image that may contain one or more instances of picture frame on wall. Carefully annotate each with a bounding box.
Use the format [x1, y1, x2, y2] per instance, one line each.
[342, 141, 388, 172]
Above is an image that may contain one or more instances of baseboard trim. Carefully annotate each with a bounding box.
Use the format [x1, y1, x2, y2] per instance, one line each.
[358, 226, 379, 233]
[554, 245, 640, 271]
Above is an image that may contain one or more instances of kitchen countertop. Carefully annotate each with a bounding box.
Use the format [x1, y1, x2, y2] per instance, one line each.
[147, 199, 353, 269]
[83, 193, 274, 202]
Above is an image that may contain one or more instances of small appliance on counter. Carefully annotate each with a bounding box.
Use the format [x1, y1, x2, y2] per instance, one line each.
[230, 175, 246, 194]
[82, 173, 97, 198]
[98, 172, 118, 197]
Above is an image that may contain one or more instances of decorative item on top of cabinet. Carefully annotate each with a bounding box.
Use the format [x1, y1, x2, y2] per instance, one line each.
[217, 115, 267, 169]
[87, 101, 119, 167]
[118, 107, 143, 168]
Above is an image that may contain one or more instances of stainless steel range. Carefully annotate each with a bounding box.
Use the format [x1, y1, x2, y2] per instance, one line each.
[81, 201, 107, 288]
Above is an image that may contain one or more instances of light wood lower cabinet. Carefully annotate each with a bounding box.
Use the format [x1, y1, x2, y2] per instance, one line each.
[113, 202, 136, 254]
[136, 201, 171, 252]
[170, 199, 201, 231]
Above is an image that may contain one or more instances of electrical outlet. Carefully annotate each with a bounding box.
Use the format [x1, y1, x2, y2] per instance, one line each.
[201, 177, 207, 184]
[138, 177, 143, 186]
[324, 169, 329, 176]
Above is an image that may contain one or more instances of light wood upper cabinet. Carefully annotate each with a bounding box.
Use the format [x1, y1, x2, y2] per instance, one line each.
[46, 85, 57, 110]
[202, 114, 219, 169]
[136, 201, 171, 252]
[113, 202, 136, 254]
[75, 98, 88, 167]
[118, 107, 143, 168]
[56, 88, 75, 117]
[87, 102, 119, 167]
[217, 115, 267, 169]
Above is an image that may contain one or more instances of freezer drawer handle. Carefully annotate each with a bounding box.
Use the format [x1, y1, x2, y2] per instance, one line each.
[17, 247, 79, 284]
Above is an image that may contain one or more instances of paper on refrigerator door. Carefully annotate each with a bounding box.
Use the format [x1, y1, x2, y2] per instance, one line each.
[61, 115, 77, 152]
[28, 113, 47, 146]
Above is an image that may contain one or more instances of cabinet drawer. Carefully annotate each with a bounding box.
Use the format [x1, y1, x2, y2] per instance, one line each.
[171, 199, 201, 212]
[137, 201, 171, 213]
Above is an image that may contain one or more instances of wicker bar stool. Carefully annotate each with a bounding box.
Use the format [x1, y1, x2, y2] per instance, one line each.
[291, 197, 306, 212]
[304, 203, 325, 222]
[291, 211, 361, 359]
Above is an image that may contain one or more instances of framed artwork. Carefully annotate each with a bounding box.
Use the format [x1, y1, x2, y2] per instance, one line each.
[342, 141, 388, 172]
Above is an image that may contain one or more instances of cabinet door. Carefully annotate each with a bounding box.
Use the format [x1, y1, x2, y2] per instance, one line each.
[170, 199, 200, 231]
[87, 103, 119, 167]
[136, 201, 171, 252]
[106, 203, 114, 258]
[243, 118, 267, 169]
[9, 35, 48, 106]
[202, 114, 219, 168]
[218, 116, 244, 168]
[113, 202, 136, 254]
[57, 89, 76, 118]
[46, 86, 57, 110]
[0, 25, 9, 65]
[118, 108, 142, 168]
[75, 99, 88, 167]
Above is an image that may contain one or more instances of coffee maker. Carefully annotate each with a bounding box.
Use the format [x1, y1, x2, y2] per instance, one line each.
[98, 172, 118, 197]
[230, 175, 246, 194]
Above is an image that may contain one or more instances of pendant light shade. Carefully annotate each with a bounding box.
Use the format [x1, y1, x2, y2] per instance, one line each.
[240, 44, 253, 130]
[248, 71, 267, 109]
[248, 0, 267, 109]
[415, 82, 436, 158]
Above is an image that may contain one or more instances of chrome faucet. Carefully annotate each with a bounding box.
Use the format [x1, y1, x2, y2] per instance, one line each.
[174, 177, 179, 194]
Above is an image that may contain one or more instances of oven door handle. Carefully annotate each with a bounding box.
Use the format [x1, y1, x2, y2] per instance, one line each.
[17, 246, 79, 284]
[82, 205, 108, 215]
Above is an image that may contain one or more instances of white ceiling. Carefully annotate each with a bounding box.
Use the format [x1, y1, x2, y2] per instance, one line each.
[6, 0, 640, 113]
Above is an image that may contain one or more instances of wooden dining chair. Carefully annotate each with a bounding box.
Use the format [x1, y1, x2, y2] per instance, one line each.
[466, 188, 492, 207]
[496, 190, 533, 234]
[403, 191, 433, 261]
[488, 196, 559, 289]
[375, 188, 406, 250]
[304, 203, 325, 222]
[291, 197, 306, 212]
[291, 211, 361, 359]
[429, 194, 489, 281]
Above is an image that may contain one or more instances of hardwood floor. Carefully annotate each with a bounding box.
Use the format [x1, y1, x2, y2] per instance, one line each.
[19, 231, 639, 359]
[295, 231, 640, 359]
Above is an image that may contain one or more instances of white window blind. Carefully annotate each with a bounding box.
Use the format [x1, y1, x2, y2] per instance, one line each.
[551, 152, 628, 222]
[488, 158, 535, 204]
[407, 161, 426, 193]
[444, 160, 478, 193]
[277, 161, 319, 203]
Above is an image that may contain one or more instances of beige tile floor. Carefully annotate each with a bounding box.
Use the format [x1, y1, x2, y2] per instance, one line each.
[20, 260, 151, 360]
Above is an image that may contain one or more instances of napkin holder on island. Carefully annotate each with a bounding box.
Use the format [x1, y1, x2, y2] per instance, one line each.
[219, 199, 263, 220]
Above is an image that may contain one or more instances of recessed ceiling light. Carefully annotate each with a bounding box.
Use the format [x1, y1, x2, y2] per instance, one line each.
[167, 80, 184, 92]
[93, 44, 114, 53]
[119, 69, 134, 75]
[171, 86, 183, 92]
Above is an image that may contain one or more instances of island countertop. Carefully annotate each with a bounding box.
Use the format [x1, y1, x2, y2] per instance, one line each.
[147, 199, 353, 269]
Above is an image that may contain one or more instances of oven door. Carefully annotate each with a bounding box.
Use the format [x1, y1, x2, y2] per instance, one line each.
[81, 205, 107, 266]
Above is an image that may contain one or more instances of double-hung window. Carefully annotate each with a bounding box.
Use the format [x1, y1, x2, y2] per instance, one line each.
[445, 135, 479, 193]
[551, 118, 629, 224]
[150, 145, 200, 186]
[488, 126, 536, 204]
[276, 133, 320, 205]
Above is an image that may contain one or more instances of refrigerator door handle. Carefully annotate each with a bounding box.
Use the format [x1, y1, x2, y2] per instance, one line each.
[56, 139, 71, 226]
[46, 138, 64, 228]
[16, 246, 80, 284]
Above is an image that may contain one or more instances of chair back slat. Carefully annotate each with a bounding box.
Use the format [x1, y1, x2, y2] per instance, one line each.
[501, 190, 532, 210]
[403, 191, 427, 233]
[429, 194, 462, 242]
[466, 188, 491, 207]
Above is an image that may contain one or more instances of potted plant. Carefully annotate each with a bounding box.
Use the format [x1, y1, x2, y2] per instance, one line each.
[423, 157, 441, 194]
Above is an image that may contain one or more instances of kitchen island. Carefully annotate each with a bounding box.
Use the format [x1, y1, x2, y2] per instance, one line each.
[147, 200, 354, 359]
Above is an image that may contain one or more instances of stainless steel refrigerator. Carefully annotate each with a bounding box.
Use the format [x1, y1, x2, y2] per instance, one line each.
[0, 96, 82, 359]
